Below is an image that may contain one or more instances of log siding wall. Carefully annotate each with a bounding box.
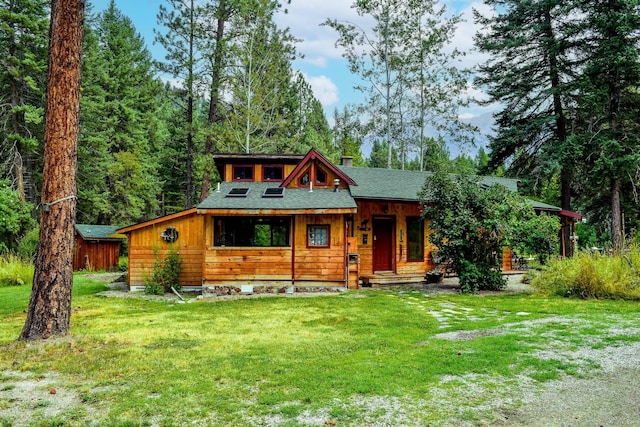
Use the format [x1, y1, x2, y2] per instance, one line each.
[127, 212, 204, 289]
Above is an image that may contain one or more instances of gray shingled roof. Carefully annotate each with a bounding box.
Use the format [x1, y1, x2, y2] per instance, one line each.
[197, 182, 357, 210]
[75, 224, 124, 240]
[337, 166, 520, 201]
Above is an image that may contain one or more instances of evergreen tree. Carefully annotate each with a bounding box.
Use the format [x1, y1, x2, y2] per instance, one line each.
[332, 106, 365, 166]
[224, 1, 299, 154]
[155, 0, 201, 208]
[21, 0, 84, 341]
[0, 0, 49, 204]
[78, 0, 166, 225]
[474, 0, 580, 212]
[574, 0, 640, 250]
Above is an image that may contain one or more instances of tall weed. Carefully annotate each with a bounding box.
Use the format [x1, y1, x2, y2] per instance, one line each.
[0, 253, 34, 287]
[531, 247, 640, 300]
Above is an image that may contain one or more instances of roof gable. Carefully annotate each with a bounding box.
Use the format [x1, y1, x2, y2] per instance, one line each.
[281, 148, 356, 187]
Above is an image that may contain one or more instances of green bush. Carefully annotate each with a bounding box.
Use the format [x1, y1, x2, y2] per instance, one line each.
[0, 253, 34, 287]
[144, 248, 182, 294]
[459, 259, 506, 293]
[18, 227, 40, 260]
[0, 180, 36, 253]
[531, 247, 640, 300]
[117, 256, 128, 272]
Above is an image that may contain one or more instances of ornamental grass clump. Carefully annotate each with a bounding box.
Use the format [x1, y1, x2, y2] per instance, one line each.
[531, 247, 640, 300]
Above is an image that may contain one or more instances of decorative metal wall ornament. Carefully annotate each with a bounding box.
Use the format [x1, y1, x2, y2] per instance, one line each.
[161, 226, 179, 243]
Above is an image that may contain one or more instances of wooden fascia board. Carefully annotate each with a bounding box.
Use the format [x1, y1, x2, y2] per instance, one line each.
[196, 208, 357, 216]
[116, 208, 198, 234]
[281, 148, 356, 187]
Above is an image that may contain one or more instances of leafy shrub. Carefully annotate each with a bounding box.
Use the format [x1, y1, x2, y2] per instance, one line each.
[0, 180, 36, 253]
[117, 256, 128, 272]
[144, 248, 182, 294]
[421, 172, 558, 292]
[531, 247, 640, 300]
[18, 227, 40, 260]
[0, 253, 34, 287]
[459, 260, 506, 293]
[144, 278, 163, 295]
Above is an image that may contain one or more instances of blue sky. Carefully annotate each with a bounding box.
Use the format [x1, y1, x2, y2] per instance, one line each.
[89, 0, 496, 154]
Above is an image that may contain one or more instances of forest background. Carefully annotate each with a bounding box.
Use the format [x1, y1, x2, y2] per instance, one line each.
[1, 0, 639, 251]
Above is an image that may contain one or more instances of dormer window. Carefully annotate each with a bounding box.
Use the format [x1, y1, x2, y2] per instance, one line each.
[263, 165, 283, 182]
[315, 167, 327, 185]
[233, 165, 254, 181]
[299, 168, 311, 186]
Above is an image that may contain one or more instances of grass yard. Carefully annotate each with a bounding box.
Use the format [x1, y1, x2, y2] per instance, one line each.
[1, 276, 639, 426]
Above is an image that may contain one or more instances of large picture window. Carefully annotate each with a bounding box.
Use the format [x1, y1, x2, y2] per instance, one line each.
[215, 217, 290, 247]
[407, 217, 424, 261]
[307, 225, 330, 247]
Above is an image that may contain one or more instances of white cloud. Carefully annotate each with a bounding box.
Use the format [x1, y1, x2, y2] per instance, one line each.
[276, 1, 374, 66]
[305, 74, 340, 107]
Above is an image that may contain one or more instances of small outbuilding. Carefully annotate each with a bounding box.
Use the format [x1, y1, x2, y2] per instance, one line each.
[73, 224, 125, 272]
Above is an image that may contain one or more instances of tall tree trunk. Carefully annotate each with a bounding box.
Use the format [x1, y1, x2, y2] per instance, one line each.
[200, 0, 227, 202]
[611, 177, 623, 251]
[20, 0, 84, 341]
[544, 7, 574, 256]
[185, 0, 195, 209]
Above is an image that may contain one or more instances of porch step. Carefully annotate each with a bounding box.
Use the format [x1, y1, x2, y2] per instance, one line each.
[361, 273, 427, 287]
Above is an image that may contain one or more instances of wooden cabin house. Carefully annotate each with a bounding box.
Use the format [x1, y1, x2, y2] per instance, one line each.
[73, 224, 125, 271]
[117, 148, 581, 293]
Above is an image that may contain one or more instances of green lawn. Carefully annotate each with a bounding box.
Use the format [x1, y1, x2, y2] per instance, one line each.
[1, 276, 639, 426]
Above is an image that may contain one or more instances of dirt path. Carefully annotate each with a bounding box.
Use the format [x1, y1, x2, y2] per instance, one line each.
[492, 342, 640, 426]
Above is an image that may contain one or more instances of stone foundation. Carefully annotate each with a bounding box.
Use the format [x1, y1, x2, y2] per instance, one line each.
[202, 285, 344, 296]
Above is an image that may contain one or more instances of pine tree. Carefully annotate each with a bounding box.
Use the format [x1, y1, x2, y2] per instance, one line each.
[474, 0, 580, 211]
[0, 0, 49, 204]
[78, 0, 166, 225]
[575, 0, 640, 250]
[21, 0, 84, 341]
[224, 1, 299, 154]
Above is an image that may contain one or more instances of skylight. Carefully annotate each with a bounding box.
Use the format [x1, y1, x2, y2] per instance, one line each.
[226, 188, 250, 197]
[263, 187, 285, 198]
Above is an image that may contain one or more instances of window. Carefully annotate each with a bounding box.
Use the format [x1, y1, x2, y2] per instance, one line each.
[263, 165, 283, 181]
[226, 188, 249, 197]
[407, 217, 424, 261]
[298, 168, 311, 186]
[232, 165, 254, 181]
[307, 225, 330, 247]
[315, 167, 327, 185]
[262, 187, 284, 198]
[214, 217, 290, 247]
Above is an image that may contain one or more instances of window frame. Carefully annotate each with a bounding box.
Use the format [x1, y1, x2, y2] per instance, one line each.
[315, 166, 328, 185]
[406, 216, 425, 262]
[263, 164, 284, 182]
[232, 165, 254, 182]
[307, 224, 330, 248]
[214, 216, 291, 247]
[298, 167, 311, 187]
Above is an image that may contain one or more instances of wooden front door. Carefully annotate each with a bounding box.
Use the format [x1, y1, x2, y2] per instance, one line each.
[373, 217, 394, 272]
